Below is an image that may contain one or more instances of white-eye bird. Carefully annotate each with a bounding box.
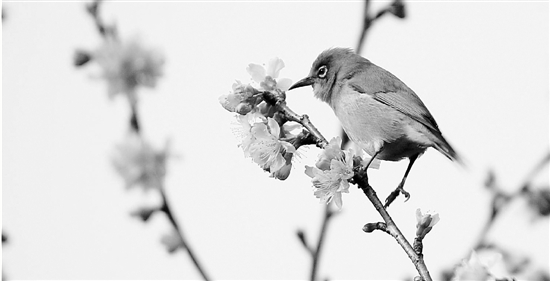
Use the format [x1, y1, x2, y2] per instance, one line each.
[289, 48, 461, 207]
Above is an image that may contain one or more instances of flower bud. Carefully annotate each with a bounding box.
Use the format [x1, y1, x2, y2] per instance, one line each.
[74, 50, 92, 67]
[415, 208, 440, 239]
[390, 0, 406, 19]
[362, 223, 378, 233]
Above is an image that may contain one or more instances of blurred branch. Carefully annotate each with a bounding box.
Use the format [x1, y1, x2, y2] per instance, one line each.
[356, 0, 405, 54]
[86, 0, 116, 39]
[441, 151, 550, 280]
[297, 204, 335, 281]
[80, 1, 211, 279]
[160, 187, 211, 281]
[475, 151, 550, 249]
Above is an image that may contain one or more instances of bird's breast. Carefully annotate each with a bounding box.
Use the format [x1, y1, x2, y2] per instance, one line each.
[330, 86, 427, 160]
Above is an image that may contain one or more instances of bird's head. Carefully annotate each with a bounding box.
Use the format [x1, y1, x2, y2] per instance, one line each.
[289, 48, 358, 103]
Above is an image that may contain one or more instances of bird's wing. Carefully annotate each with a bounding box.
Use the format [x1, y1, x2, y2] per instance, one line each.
[346, 66, 461, 162]
[346, 66, 441, 135]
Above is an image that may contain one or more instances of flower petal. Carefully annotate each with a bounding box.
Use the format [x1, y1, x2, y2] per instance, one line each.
[280, 141, 296, 153]
[266, 57, 285, 78]
[333, 192, 343, 209]
[246, 63, 266, 83]
[305, 166, 315, 178]
[276, 78, 293, 92]
[267, 118, 280, 138]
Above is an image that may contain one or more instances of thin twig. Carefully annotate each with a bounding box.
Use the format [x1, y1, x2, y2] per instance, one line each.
[474, 151, 550, 250]
[310, 204, 334, 281]
[160, 187, 211, 281]
[84, 3, 211, 278]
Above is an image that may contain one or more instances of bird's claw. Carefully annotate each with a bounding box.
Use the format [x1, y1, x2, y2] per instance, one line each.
[402, 189, 411, 202]
[384, 186, 411, 208]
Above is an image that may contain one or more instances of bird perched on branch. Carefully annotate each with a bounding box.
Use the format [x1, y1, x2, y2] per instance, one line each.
[289, 48, 461, 208]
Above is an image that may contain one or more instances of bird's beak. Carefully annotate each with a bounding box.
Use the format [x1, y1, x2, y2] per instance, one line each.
[288, 76, 314, 91]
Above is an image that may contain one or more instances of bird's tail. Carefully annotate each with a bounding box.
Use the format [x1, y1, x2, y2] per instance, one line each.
[434, 135, 465, 166]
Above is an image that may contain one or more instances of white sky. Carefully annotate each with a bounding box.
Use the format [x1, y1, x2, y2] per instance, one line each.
[2, 1, 549, 280]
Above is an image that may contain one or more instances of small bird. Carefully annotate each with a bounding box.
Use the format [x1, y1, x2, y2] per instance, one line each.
[289, 48, 460, 207]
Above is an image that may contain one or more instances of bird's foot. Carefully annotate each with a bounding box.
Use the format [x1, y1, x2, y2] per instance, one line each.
[384, 186, 410, 208]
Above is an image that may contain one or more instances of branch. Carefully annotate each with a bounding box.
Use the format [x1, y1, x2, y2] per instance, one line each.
[475, 151, 550, 249]
[354, 168, 432, 281]
[82, 1, 211, 279]
[310, 204, 334, 281]
[355, 0, 406, 55]
[86, 0, 116, 39]
[160, 187, 211, 281]
[263, 89, 432, 280]
[263, 90, 328, 149]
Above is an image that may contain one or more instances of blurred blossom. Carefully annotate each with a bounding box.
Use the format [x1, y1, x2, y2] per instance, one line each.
[415, 208, 440, 239]
[246, 57, 292, 92]
[112, 133, 170, 191]
[93, 37, 164, 103]
[305, 137, 355, 209]
[219, 80, 260, 114]
[527, 188, 550, 217]
[452, 250, 512, 281]
[160, 230, 184, 254]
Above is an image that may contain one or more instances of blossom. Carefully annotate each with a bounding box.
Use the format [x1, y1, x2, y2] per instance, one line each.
[246, 57, 292, 92]
[305, 137, 355, 209]
[248, 118, 296, 175]
[233, 111, 266, 155]
[160, 230, 184, 254]
[93, 37, 164, 102]
[219, 80, 261, 114]
[415, 208, 440, 239]
[111, 133, 170, 191]
[233, 112, 295, 177]
[452, 250, 511, 281]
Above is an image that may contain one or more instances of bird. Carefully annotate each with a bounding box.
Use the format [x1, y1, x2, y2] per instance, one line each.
[288, 48, 461, 208]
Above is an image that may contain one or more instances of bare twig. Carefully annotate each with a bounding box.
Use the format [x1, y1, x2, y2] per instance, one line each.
[310, 204, 334, 281]
[475, 151, 550, 250]
[160, 187, 211, 281]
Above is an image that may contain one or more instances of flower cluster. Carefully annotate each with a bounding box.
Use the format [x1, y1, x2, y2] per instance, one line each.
[92, 37, 164, 103]
[305, 137, 363, 209]
[111, 132, 170, 191]
[220, 58, 302, 180]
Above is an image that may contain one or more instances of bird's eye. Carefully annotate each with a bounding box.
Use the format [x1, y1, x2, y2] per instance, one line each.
[317, 65, 328, 78]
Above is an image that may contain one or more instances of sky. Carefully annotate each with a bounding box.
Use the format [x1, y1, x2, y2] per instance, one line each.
[2, 1, 549, 280]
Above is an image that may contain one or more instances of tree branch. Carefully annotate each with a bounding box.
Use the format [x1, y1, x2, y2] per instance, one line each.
[310, 204, 334, 281]
[160, 187, 211, 281]
[264, 88, 432, 280]
[354, 168, 432, 281]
